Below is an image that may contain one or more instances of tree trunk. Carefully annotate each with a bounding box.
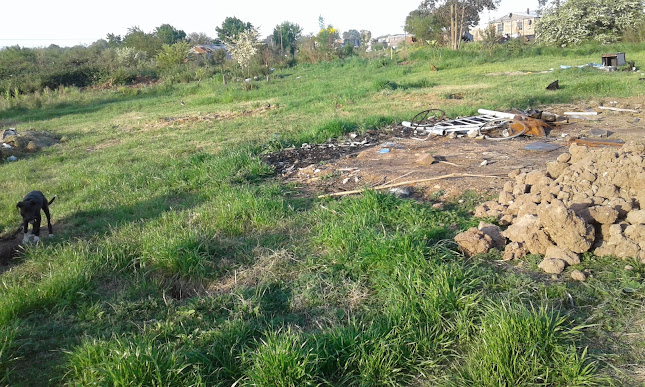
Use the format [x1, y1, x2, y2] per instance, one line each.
[450, 2, 456, 50]
[457, 3, 466, 50]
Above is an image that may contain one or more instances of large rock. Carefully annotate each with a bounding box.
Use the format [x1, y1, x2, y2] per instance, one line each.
[537, 199, 595, 253]
[626, 210, 645, 225]
[503, 242, 528, 261]
[454, 228, 493, 257]
[502, 214, 554, 255]
[545, 246, 581, 266]
[539, 258, 566, 274]
[478, 222, 505, 249]
[587, 206, 619, 225]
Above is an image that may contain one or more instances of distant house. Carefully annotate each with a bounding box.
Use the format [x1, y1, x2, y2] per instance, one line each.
[487, 9, 540, 40]
[374, 34, 413, 49]
[189, 44, 230, 59]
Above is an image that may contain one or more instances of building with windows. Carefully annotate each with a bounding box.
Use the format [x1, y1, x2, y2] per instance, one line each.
[488, 9, 540, 40]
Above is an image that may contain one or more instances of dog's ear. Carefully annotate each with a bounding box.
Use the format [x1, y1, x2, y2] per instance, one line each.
[16, 201, 23, 208]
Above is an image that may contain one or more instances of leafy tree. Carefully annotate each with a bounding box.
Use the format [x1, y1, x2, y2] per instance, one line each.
[536, 0, 645, 45]
[216, 17, 253, 45]
[154, 24, 186, 45]
[106, 33, 122, 48]
[272, 21, 303, 55]
[414, 0, 499, 49]
[360, 30, 372, 47]
[404, 8, 446, 44]
[342, 29, 361, 46]
[123, 26, 162, 57]
[226, 28, 259, 77]
[187, 32, 214, 45]
[155, 41, 191, 69]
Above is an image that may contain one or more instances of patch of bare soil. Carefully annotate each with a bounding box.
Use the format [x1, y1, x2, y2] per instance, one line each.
[1, 129, 61, 161]
[0, 229, 22, 275]
[263, 97, 645, 201]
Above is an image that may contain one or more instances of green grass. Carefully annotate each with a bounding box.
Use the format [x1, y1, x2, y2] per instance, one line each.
[1, 42, 644, 385]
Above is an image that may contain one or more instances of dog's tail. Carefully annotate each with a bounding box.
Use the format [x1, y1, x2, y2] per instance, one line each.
[48, 195, 57, 205]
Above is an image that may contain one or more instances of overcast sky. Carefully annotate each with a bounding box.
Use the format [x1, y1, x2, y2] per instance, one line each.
[0, 0, 540, 48]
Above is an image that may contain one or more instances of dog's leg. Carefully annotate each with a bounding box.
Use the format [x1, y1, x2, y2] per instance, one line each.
[32, 215, 41, 242]
[43, 205, 54, 237]
[22, 220, 30, 243]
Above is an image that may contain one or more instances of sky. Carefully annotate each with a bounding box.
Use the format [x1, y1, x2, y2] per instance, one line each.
[0, 0, 540, 48]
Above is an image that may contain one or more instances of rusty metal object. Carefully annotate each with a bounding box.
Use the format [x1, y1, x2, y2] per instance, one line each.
[511, 117, 548, 137]
[568, 138, 625, 148]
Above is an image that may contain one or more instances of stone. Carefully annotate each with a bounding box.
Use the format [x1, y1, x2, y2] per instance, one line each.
[545, 246, 581, 266]
[415, 153, 437, 166]
[499, 214, 514, 227]
[478, 222, 505, 249]
[513, 184, 529, 196]
[503, 181, 514, 193]
[557, 153, 571, 163]
[587, 206, 619, 225]
[626, 210, 645, 225]
[570, 270, 586, 281]
[498, 191, 515, 205]
[537, 199, 595, 253]
[502, 214, 554, 255]
[454, 227, 493, 257]
[539, 258, 566, 274]
[625, 265, 634, 271]
[546, 161, 569, 179]
[503, 242, 527, 261]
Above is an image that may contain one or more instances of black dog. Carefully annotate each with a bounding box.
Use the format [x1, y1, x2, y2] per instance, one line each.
[16, 191, 56, 243]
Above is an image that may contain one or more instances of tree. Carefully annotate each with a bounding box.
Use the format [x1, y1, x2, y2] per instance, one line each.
[414, 0, 499, 49]
[536, 0, 645, 45]
[123, 26, 162, 57]
[155, 41, 191, 69]
[404, 8, 446, 43]
[106, 33, 122, 48]
[187, 32, 213, 45]
[154, 24, 186, 45]
[272, 21, 303, 55]
[342, 29, 361, 46]
[216, 17, 253, 45]
[226, 28, 259, 77]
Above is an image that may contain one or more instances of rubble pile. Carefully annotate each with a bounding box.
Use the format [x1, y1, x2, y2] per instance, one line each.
[456, 142, 645, 276]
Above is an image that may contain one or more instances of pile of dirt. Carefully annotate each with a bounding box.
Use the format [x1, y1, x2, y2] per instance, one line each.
[456, 142, 645, 278]
[262, 125, 417, 176]
[1, 128, 60, 161]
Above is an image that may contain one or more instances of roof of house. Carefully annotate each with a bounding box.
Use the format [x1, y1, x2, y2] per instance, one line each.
[491, 11, 540, 23]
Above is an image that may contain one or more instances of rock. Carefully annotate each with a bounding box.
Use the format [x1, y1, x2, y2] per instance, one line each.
[537, 199, 595, 253]
[546, 161, 568, 179]
[499, 214, 514, 227]
[557, 153, 571, 163]
[539, 258, 566, 274]
[545, 246, 581, 266]
[570, 270, 586, 281]
[478, 222, 505, 249]
[454, 227, 493, 257]
[625, 265, 634, 271]
[498, 191, 514, 205]
[587, 206, 619, 225]
[626, 210, 645, 225]
[390, 186, 413, 198]
[503, 181, 514, 193]
[415, 153, 436, 166]
[503, 242, 527, 261]
[502, 214, 554, 255]
[432, 203, 444, 210]
[512, 184, 530, 196]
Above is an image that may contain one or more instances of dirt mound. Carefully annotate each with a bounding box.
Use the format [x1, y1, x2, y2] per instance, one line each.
[458, 141, 645, 275]
[1, 129, 60, 161]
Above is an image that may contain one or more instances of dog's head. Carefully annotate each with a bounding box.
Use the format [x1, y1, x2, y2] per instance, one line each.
[17, 199, 39, 222]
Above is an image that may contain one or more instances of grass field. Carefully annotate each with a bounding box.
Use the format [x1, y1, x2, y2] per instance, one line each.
[1, 42, 644, 386]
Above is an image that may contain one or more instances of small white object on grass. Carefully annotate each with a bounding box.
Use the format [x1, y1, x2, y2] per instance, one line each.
[1, 143, 11, 149]
[480, 160, 489, 166]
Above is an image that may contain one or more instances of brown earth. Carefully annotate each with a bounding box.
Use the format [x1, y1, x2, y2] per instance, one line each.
[263, 97, 645, 201]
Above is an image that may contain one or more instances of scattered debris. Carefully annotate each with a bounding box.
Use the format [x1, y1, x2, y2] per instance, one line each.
[588, 129, 608, 138]
[598, 106, 639, 113]
[524, 142, 561, 152]
[389, 186, 413, 198]
[568, 138, 625, 148]
[318, 173, 504, 198]
[7, 155, 17, 162]
[564, 111, 598, 116]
